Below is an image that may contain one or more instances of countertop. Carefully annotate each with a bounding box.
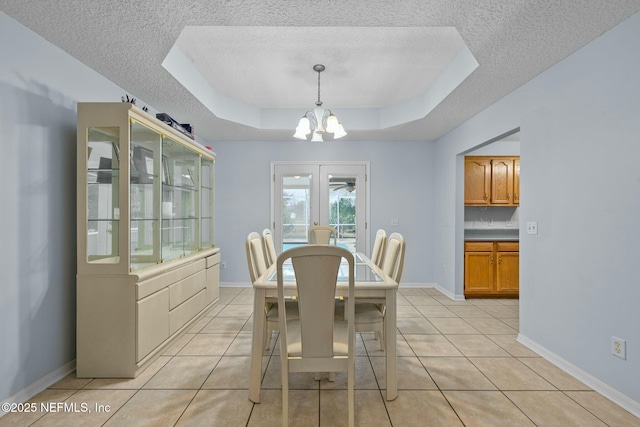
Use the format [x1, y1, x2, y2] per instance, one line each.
[464, 229, 519, 241]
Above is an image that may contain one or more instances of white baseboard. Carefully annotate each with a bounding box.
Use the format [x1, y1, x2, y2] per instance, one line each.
[1, 360, 76, 418]
[433, 284, 466, 301]
[220, 282, 251, 288]
[397, 282, 435, 288]
[517, 334, 640, 419]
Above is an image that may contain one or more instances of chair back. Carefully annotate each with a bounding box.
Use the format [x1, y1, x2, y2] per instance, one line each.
[246, 231, 268, 283]
[370, 229, 387, 268]
[381, 232, 405, 283]
[308, 225, 338, 245]
[262, 228, 277, 267]
[277, 245, 354, 358]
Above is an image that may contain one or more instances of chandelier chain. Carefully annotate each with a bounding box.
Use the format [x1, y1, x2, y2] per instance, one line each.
[316, 69, 322, 106]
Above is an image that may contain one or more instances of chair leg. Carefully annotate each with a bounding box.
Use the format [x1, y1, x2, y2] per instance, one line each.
[376, 329, 386, 351]
[282, 364, 289, 427]
[348, 361, 355, 427]
[264, 324, 270, 351]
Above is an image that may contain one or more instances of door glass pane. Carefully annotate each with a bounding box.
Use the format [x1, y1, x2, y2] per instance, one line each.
[328, 175, 357, 252]
[281, 174, 312, 250]
[87, 127, 120, 263]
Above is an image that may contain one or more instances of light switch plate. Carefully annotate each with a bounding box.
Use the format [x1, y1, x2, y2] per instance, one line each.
[526, 221, 538, 235]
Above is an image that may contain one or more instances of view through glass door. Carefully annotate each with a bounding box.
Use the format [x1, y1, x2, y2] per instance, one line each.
[272, 162, 367, 254]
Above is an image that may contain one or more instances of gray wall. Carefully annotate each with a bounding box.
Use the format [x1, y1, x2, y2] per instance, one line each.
[213, 140, 436, 285]
[433, 11, 640, 404]
[0, 12, 133, 402]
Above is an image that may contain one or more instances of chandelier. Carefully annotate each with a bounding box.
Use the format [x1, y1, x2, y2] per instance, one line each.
[293, 64, 347, 142]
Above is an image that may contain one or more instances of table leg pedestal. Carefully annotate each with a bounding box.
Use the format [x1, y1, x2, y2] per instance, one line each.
[385, 288, 398, 400]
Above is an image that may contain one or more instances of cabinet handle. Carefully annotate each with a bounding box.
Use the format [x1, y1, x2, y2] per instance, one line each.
[490, 256, 494, 264]
[484, 193, 488, 201]
[507, 193, 510, 200]
[498, 255, 502, 265]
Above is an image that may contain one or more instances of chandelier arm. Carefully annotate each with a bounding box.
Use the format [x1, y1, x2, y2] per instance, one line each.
[305, 110, 318, 132]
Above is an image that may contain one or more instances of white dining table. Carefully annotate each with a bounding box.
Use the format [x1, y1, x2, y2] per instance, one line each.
[248, 251, 399, 402]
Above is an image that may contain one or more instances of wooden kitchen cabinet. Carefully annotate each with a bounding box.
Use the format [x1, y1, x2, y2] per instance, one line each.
[513, 158, 520, 205]
[465, 241, 519, 297]
[464, 158, 491, 205]
[465, 156, 519, 206]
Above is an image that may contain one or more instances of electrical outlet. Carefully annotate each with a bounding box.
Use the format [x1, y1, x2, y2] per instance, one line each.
[220, 261, 227, 269]
[488, 218, 494, 226]
[526, 221, 538, 235]
[390, 218, 399, 227]
[611, 336, 626, 360]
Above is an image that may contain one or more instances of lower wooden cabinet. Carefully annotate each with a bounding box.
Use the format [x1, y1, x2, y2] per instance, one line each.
[464, 241, 519, 297]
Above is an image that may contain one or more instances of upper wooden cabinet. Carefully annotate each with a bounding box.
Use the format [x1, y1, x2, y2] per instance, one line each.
[465, 156, 520, 206]
[464, 157, 491, 204]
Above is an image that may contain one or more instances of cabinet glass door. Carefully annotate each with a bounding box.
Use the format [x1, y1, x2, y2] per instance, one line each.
[200, 158, 215, 249]
[130, 121, 162, 270]
[162, 136, 200, 262]
[86, 127, 120, 263]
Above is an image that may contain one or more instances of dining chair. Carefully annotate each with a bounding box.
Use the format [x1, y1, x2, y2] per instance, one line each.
[370, 229, 387, 269]
[308, 225, 338, 245]
[246, 232, 268, 283]
[262, 228, 277, 268]
[353, 232, 405, 350]
[246, 231, 295, 350]
[277, 245, 355, 427]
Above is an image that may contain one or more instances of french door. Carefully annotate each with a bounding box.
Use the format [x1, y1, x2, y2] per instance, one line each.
[272, 162, 368, 254]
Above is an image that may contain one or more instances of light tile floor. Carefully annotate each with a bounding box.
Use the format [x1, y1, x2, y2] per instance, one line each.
[2, 287, 639, 426]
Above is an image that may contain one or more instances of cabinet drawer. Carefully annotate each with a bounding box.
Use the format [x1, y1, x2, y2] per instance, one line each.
[496, 242, 519, 251]
[137, 259, 206, 300]
[169, 269, 206, 310]
[137, 289, 169, 362]
[465, 241, 493, 252]
[169, 289, 207, 335]
[206, 252, 221, 269]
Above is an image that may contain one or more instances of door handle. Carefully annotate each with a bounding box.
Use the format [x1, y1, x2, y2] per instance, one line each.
[313, 221, 318, 226]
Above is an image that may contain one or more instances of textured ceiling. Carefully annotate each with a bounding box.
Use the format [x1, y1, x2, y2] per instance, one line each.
[1, 1, 640, 142]
[176, 26, 466, 108]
